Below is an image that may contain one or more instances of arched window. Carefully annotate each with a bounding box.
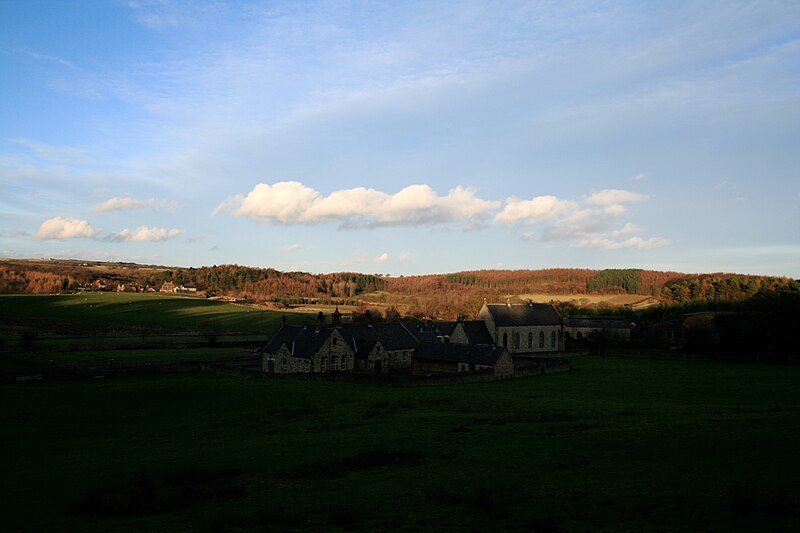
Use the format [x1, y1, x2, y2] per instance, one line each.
[576, 331, 583, 340]
[514, 332, 520, 350]
[528, 332, 533, 349]
[503, 332, 508, 347]
[539, 331, 545, 348]
[551, 331, 557, 348]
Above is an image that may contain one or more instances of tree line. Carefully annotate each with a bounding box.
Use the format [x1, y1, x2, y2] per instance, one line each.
[1, 261, 796, 320]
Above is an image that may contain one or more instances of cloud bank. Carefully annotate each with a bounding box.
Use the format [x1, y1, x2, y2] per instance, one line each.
[496, 188, 669, 250]
[215, 181, 499, 228]
[214, 182, 668, 251]
[110, 226, 182, 242]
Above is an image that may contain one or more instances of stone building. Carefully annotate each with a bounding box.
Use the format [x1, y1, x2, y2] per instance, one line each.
[564, 316, 633, 344]
[412, 341, 513, 379]
[450, 319, 494, 345]
[261, 311, 418, 374]
[476, 302, 564, 354]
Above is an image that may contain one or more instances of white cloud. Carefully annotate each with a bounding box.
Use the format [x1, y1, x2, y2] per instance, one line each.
[576, 236, 671, 250]
[283, 243, 303, 252]
[540, 209, 618, 242]
[211, 194, 244, 216]
[611, 223, 643, 236]
[95, 197, 148, 213]
[494, 195, 577, 224]
[398, 252, 410, 261]
[95, 196, 178, 213]
[217, 181, 499, 227]
[35, 217, 99, 240]
[604, 204, 627, 215]
[111, 226, 182, 242]
[585, 189, 649, 206]
[374, 252, 390, 263]
[633, 173, 647, 181]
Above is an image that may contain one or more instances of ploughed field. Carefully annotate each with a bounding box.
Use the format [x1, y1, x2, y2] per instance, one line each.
[2, 356, 798, 532]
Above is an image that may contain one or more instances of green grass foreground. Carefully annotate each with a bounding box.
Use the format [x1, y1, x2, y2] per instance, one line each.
[1, 356, 798, 532]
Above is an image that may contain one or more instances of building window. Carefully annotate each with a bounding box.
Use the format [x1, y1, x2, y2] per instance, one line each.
[539, 331, 545, 348]
[577, 331, 583, 340]
[393, 354, 398, 363]
[528, 332, 533, 349]
[340, 357, 346, 370]
[502, 332, 508, 347]
[331, 356, 338, 370]
[514, 332, 520, 350]
[551, 331, 557, 348]
[321, 358, 327, 372]
[281, 356, 287, 370]
[332, 337, 337, 346]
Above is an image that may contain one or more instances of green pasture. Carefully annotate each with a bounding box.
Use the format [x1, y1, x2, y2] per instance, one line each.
[0, 292, 302, 332]
[0, 293, 315, 357]
[0, 347, 247, 373]
[2, 356, 798, 532]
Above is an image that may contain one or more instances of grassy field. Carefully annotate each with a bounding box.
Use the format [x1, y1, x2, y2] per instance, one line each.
[0, 292, 300, 332]
[1, 356, 798, 532]
[0, 293, 314, 356]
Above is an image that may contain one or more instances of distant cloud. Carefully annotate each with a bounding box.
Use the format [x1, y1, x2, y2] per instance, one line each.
[283, 243, 303, 252]
[633, 173, 647, 181]
[576, 236, 671, 250]
[374, 252, 390, 263]
[585, 189, 649, 206]
[14, 138, 87, 163]
[95, 196, 178, 213]
[24, 51, 75, 69]
[215, 181, 499, 228]
[398, 252, 410, 261]
[500, 188, 669, 251]
[35, 217, 99, 240]
[110, 226, 182, 242]
[0, 230, 30, 238]
[611, 223, 643, 236]
[494, 195, 577, 224]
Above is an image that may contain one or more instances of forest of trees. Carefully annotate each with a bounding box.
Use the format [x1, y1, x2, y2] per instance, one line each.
[1, 260, 797, 320]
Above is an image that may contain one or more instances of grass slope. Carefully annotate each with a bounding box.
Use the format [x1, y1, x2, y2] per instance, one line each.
[1, 356, 798, 532]
[0, 292, 296, 332]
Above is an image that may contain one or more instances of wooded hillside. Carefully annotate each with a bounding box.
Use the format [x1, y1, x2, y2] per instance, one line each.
[1, 259, 796, 318]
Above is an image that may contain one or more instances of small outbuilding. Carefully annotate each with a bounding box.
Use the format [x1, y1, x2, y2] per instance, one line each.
[412, 342, 514, 379]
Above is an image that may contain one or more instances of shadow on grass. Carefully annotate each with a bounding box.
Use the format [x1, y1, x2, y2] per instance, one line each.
[425, 480, 523, 521]
[72, 468, 247, 516]
[287, 448, 425, 480]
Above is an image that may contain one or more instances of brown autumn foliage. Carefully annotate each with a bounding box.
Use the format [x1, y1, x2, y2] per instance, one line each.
[0, 260, 794, 319]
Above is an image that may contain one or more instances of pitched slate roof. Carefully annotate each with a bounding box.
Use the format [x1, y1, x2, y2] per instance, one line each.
[265, 321, 421, 360]
[414, 341, 506, 365]
[264, 325, 333, 359]
[455, 320, 494, 344]
[565, 316, 632, 329]
[347, 323, 419, 351]
[484, 303, 562, 326]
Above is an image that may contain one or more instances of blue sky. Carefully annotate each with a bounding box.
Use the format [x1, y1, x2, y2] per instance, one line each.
[1, 1, 799, 277]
